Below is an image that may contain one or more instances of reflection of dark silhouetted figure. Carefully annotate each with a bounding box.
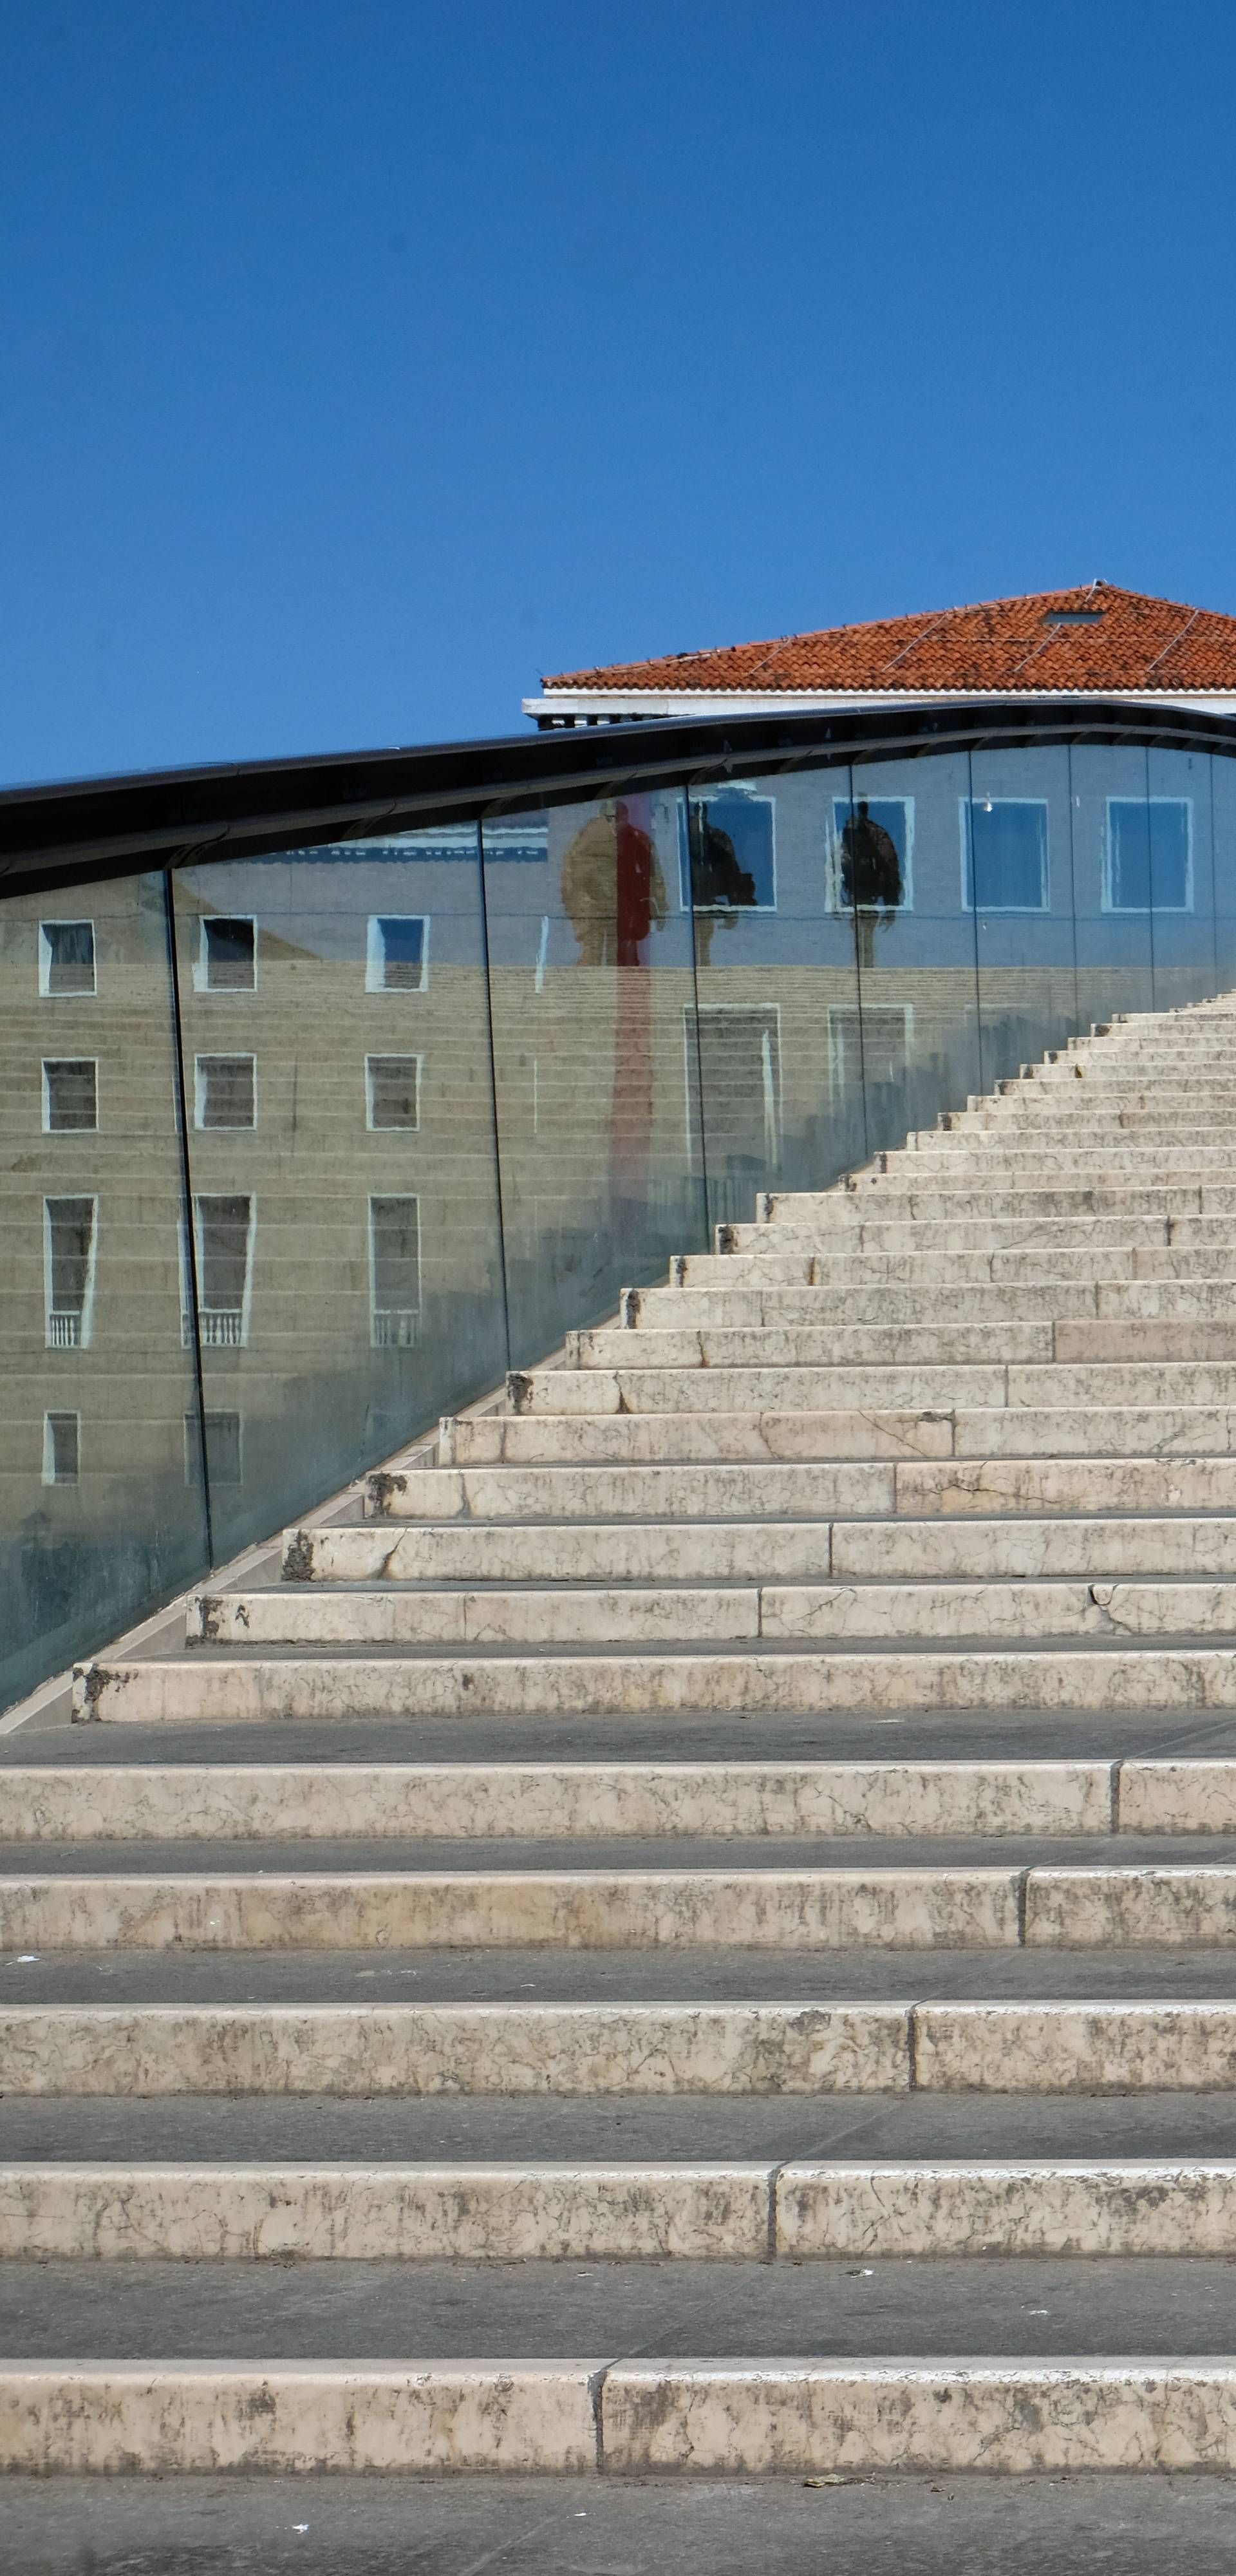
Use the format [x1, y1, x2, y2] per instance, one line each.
[841, 800, 903, 973]
[689, 803, 758, 965]
[561, 801, 668, 965]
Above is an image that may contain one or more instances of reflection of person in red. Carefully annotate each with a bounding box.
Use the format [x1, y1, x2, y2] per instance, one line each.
[561, 800, 668, 965]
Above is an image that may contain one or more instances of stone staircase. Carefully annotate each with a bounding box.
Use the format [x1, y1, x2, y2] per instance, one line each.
[12, 999, 1236, 2475]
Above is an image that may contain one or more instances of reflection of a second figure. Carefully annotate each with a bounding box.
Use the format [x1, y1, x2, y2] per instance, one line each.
[561, 800, 668, 965]
[689, 800, 758, 965]
[841, 799, 903, 972]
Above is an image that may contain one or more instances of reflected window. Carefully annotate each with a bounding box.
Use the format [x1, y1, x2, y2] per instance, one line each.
[42, 1059, 98, 1132]
[39, 920, 96, 996]
[191, 1195, 254, 1347]
[184, 1410, 242, 1487]
[370, 1195, 420, 1345]
[195, 1055, 256, 1129]
[686, 1005, 780, 1171]
[1105, 799, 1193, 911]
[366, 1055, 421, 1130]
[44, 1196, 97, 1349]
[680, 792, 775, 911]
[828, 1003, 912, 1097]
[963, 799, 1049, 911]
[198, 916, 256, 992]
[830, 800, 913, 911]
[42, 1410, 80, 1486]
[367, 916, 429, 992]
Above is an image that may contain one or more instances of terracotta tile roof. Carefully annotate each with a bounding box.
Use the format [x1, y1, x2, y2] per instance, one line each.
[543, 583, 1236, 697]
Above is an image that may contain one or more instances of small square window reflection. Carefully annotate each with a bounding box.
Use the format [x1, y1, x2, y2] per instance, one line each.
[184, 1410, 243, 1486]
[963, 800, 1049, 911]
[366, 1055, 421, 1128]
[200, 917, 256, 992]
[42, 1411, 80, 1485]
[43, 1060, 98, 1132]
[366, 916, 428, 992]
[39, 922, 96, 996]
[1105, 800, 1193, 911]
[195, 1056, 256, 1128]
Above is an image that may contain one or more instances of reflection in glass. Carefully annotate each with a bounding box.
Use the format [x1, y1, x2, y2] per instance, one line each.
[0, 871, 207, 1710]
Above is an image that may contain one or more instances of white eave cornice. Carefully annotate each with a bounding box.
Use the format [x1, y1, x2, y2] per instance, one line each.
[524, 685, 1236, 725]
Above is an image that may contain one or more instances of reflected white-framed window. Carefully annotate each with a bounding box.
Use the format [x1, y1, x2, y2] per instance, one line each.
[44, 1195, 97, 1349]
[366, 915, 429, 991]
[1103, 799, 1194, 911]
[184, 1409, 243, 1487]
[369, 1194, 420, 1346]
[365, 1054, 422, 1130]
[42, 1410, 80, 1486]
[42, 1059, 98, 1132]
[827, 1003, 913, 1099]
[827, 799, 915, 912]
[194, 1054, 256, 1129]
[39, 920, 96, 997]
[961, 799, 1049, 911]
[678, 790, 777, 912]
[683, 1003, 782, 1171]
[195, 916, 257, 992]
[185, 1195, 254, 1348]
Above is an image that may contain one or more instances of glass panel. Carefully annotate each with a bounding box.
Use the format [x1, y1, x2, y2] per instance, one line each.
[1146, 746, 1217, 1011]
[688, 770, 863, 1225]
[482, 796, 706, 1357]
[969, 744, 1078, 1088]
[0, 870, 207, 1711]
[173, 828, 507, 1560]
[843, 748, 982, 1153]
[1070, 743, 1154, 1030]
[1213, 752, 1236, 998]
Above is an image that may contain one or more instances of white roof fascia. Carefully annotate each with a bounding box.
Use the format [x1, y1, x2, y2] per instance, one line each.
[524, 687, 1236, 723]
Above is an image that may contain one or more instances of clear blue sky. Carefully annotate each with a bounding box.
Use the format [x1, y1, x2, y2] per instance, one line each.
[3, 0, 1234, 784]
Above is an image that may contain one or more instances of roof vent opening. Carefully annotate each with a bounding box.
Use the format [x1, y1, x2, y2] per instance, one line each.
[1042, 609, 1105, 627]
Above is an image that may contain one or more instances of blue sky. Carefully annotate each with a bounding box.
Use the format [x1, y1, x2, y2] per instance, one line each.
[3, 0, 1235, 782]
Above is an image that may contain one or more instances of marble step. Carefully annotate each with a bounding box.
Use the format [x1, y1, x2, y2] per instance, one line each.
[765, 1186, 1236, 1222]
[14, 2157, 1236, 2263]
[365, 1454, 1236, 1519]
[438, 1404, 1236, 1464]
[576, 1323, 1236, 1368]
[13, 1996, 1236, 2096]
[10, 1756, 1212, 1842]
[21, 2353, 1236, 2476]
[21, 1862, 1236, 1953]
[194, 1578, 1236, 1650]
[291, 1513, 1236, 1585]
[630, 1283, 1236, 1329]
[513, 1363, 1236, 1415]
[723, 1215, 1236, 1254]
[688, 1245, 1236, 1283]
[68, 1642, 1236, 1724]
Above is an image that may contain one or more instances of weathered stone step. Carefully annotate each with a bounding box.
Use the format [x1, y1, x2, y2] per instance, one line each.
[767, 1185, 1236, 1222]
[516, 1362, 1236, 1415]
[567, 1325, 1053, 1369]
[691, 1244, 1236, 1283]
[432, 1404, 1236, 1465]
[364, 1461, 899, 1519]
[633, 1283, 1236, 1329]
[196, 1577, 1236, 1650]
[69, 1643, 1236, 1725]
[18, 2352, 1236, 2476]
[292, 1514, 1236, 1585]
[12, 2157, 1236, 2264]
[366, 1453, 1236, 1519]
[14, 1996, 1236, 2096]
[21, 1862, 1236, 1953]
[0, 1868, 1026, 1951]
[725, 1215, 1234, 1254]
[0, 1756, 1163, 1842]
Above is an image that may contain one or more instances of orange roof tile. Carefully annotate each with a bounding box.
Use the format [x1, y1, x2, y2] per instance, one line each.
[543, 584, 1236, 697]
